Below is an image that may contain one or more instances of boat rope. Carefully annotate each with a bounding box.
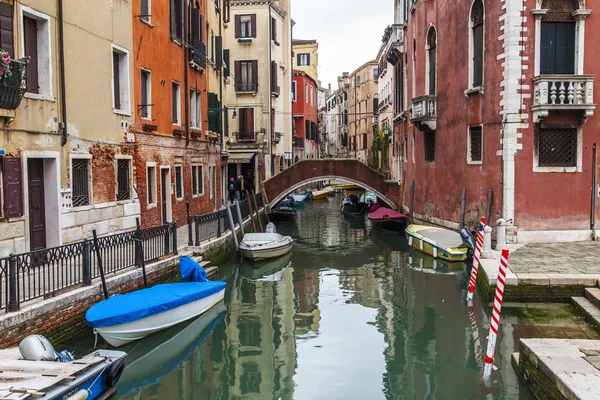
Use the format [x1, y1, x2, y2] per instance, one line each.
[93, 328, 99, 349]
[87, 363, 108, 396]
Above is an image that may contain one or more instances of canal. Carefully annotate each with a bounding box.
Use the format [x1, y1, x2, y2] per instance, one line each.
[79, 193, 597, 399]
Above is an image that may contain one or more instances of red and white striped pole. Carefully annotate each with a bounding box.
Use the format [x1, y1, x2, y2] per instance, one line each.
[468, 299, 484, 373]
[483, 248, 510, 376]
[467, 217, 487, 300]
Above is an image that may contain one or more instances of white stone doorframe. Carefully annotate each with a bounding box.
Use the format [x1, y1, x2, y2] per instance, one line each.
[160, 165, 172, 224]
[22, 151, 62, 251]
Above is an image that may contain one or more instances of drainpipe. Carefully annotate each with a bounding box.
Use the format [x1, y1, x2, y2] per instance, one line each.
[184, 2, 190, 147]
[218, 10, 223, 210]
[268, 1, 273, 178]
[58, 0, 68, 146]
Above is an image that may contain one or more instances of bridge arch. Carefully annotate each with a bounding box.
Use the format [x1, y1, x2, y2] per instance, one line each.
[264, 159, 401, 210]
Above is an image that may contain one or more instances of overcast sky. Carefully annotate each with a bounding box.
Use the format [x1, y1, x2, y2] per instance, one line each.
[291, 0, 394, 89]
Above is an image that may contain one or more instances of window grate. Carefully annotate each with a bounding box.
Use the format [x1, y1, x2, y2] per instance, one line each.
[175, 166, 183, 198]
[470, 127, 483, 162]
[117, 159, 130, 201]
[424, 131, 436, 162]
[72, 159, 89, 207]
[537, 128, 577, 167]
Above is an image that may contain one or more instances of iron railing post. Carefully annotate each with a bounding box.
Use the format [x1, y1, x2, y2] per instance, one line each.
[164, 225, 170, 256]
[195, 216, 200, 246]
[172, 222, 178, 255]
[187, 201, 193, 246]
[7, 254, 18, 312]
[217, 211, 222, 237]
[135, 230, 141, 267]
[82, 239, 92, 286]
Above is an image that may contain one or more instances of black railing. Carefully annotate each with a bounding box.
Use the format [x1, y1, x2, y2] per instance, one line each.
[293, 136, 304, 148]
[271, 85, 280, 96]
[189, 39, 207, 69]
[0, 223, 178, 312]
[0, 60, 27, 110]
[236, 131, 257, 142]
[235, 83, 258, 93]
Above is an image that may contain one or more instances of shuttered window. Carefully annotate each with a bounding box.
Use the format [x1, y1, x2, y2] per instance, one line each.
[117, 159, 131, 201]
[170, 0, 183, 40]
[175, 165, 183, 199]
[395, 61, 404, 113]
[424, 131, 436, 163]
[24, 16, 39, 94]
[234, 60, 258, 92]
[305, 119, 310, 140]
[223, 49, 230, 77]
[541, 22, 575, 75]
[0, 2, 13, 57]
[292, 81, 296, 101]
[72, 159, 90, 207]
[235, 14, 256, 38]
[215, 36, 223, 68]
[427, 28, 436, 95]
[172, 81, 180, 124]
[471, 0, 484, 87]
[113, 52, 121, 110]
[141, 69, 151, 119]
[3, 157, 23, 218]
[192, 165, 203, 196]
[208, 92, 221, 133]
[147, 165, 156, 205]
[239, 108, 254, 134]
[271, 17, 277, 42]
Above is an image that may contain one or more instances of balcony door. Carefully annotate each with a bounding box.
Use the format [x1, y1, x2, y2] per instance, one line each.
[541, 21, 575, 75]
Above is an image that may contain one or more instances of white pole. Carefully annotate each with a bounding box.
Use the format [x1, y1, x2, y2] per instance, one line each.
[467, 218, 487, 301]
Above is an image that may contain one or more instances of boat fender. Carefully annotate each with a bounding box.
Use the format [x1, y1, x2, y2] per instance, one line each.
[65, 390, 89, 400]
[105, 357, 125, 387]
[408, 236, 413, 246]
[419, 239, 424, 251]
[433, 247, 438, 259]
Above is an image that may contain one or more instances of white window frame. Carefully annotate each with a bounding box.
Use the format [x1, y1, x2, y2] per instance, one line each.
[174, 164, 184, 200]
[141, 0, 152, 25]
[467, 0, 485, 91]
[298, 53, 309, 66]
[70, 154, 93, 210]
[533, 126, 583, 173]
[209, 165, 214, 200]
[292, 81, 297, 102]
[425, 25, 437, 96]
[191, 164, 204, 197]
[172, 80, 181, 125]
[140, 68, 152, 120]
[305, 83, 308, 103]
[190, 89, 202, 129]
[111, 44, 131, 115]
[115, 155, 134, 203]
[20, 5, 53, 100]
[146, 162, 157, 208]
[310, 85, 313, 105]
[412, 133, 416, 163]
[467, 125, 483, 165]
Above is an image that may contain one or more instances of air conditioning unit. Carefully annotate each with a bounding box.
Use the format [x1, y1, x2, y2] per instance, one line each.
[279, 61, 287, 69]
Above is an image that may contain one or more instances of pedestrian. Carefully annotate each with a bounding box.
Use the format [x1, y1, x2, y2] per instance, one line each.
[228, 177, 237, 204]
[238, 175, 247, 200]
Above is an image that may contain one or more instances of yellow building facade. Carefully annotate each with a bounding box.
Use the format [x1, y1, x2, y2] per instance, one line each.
[349, 61, 378, 164]
[292, 39, 318, 83]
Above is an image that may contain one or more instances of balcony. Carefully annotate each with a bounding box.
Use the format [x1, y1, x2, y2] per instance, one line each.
[271, 85, 280, 97]
[384, 24, 404, 66]
[532, 75, 596, 122]
[0, 60, 27, 111]
[292, 136, 304, 148]
[235, 83, 258, 94]
[235, 131, 257, 142]
[410, 95, 437, 132]
[189, 39, 206, 70]
[272, 131, 282, 143]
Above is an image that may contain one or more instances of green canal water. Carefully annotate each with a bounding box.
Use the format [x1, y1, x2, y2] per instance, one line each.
[78, 194, 598, 399]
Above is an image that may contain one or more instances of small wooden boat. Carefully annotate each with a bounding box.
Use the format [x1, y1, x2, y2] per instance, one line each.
[239, 232, 294, 261]
[312, 188, 330, 200]
[335, 183, 360, 190]
[360, 192, 377, 204]
[341, 202, 369, 216]
[240, 251, 293, 281]
[368, 204, 409, 233]
[0, 336, 126, 400]
[405, 224, 469, 262]
[86, 258, 226, 347]
[280, 194, 308, 207]
[268, 206, 298, 222]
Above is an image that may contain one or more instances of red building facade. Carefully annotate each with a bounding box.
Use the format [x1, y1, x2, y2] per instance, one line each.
[292, 71, 319, 161]
[132, 0, 222, 228]
[394, 0, 598, 243]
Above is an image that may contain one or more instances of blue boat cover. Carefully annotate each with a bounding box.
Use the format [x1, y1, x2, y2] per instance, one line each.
[86, 282, 226, 328]
[180, 256, 208, 283]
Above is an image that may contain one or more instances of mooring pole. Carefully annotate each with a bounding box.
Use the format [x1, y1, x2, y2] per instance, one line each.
[592, 143, 597, 240]
[246, 190, 257, 232]
[486, 189, 493, 226]
[409, 180, 415, 221]
[92, 230, 109, 300]
[260, 181, 271, 212]
[226, 204, 239, 250]
[460, 187, 467, 229]
[251, 191, 264, 231]
[136, 218, 148, 288]
[235, 200, 245, 236]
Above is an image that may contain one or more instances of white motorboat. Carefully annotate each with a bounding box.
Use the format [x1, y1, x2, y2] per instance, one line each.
[239, 232, 294, 261]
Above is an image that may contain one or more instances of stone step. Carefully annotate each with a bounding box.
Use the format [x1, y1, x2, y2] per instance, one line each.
[572, 296, 600, 330]
[586, 288, 600, 309]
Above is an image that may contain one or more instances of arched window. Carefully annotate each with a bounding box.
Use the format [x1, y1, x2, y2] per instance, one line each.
[426, 27, 436, 95]
[540, 0, 578, 75]
[471, 0, 484, 87]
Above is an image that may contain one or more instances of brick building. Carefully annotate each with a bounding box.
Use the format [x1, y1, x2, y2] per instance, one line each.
[393, 0, 598, 243]
[292, 70, 319, 161]
[132, 0, 222, 228]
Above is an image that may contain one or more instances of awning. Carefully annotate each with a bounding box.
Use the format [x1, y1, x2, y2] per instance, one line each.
[227, 152, 255, 164]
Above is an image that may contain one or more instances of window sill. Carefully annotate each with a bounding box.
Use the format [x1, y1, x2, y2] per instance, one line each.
[533, 165, 581, 173]
[464, 86, 484, 96]
[238, 38, 253, 43]
[147, 203, 157, 209]
[140, 18, 154, 28]
[141, 116, 153, 122]
[68, 204, 93, 213]
[25, 93, 54, 102]
[171, 37, 183, 46]
[192, 193, 205, 198]
[116, 199, 136, 205]
[176, 196, 184, 201]
[467, 160, 483, 166]
[114, 109, 132, 117]
[272, 40, 280, 46]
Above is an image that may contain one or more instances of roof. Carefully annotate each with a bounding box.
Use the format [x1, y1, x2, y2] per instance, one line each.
[293, 39, 318, 46]
[292, 70, 318, 85]
[349, 60, 378, 78]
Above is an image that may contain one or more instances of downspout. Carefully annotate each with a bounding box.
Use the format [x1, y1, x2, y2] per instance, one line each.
[268, 1, 273, 178]
[184, 2, 190, 147]
[219, 5, 223, 156]
[58, 0, 68, 146]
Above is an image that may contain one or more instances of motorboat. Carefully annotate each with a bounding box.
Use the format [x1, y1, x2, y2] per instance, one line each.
[240, 251, 293, 281]
[407, 250, 467, 276]
[405, 224, 469, 262]
[268, 205, 298, 222]
[239, 223, 294, 261]
[367, 204, 409, 233]
[280, 194, 308, 207]
[335, 183, 360, 190]
[312, 188, 331, 200]
[116, 301, 226, 397]
[0, 335, 126, 400]
[340, 193, 369, 216]
[359, 192, 377, 204]
[86, 257, 226, 347]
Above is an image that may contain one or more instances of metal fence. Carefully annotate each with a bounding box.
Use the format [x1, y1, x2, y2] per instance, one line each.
[0, 223, 177, 312]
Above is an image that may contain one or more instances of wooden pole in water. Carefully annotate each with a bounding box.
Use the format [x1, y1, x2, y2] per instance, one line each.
[409, 180, 415, 221]
[136, 218, 148, 288]
[260, 181, 271, 212]
[91, 230, 109, 300]
[246, 190, 257, 232]
[399, 169, 406, 211]
[460, 187, 467, 229]
[251, 191, 264, 231]
[485, 189, 493, 226]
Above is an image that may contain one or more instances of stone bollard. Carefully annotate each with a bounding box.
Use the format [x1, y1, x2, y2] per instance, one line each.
[496, 218, 506, 251]
[482, 225, 493, 259]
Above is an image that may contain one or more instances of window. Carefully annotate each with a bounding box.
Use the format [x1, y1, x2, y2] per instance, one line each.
[140, 0, 151, 23]
[71, 158, 90, 207]
[292, 81, 296, 101]
[22, 8, 51, 97]
[468, 126, 483, 163]
[471, 0, 484, 87]
[540, 0, 576, 75]
[0, 3, 14, 59]
[427, 27, 436, 95]
[373, 67, 379, 80]
[192, 165, 204, 196]
[234, 60, 258, 92]
[305, 119, 310, 140]
[310, 86, 313, 105]
[175, 165, 183, 199]
[170, 0, 184, 41]
[209, 166, 214, 200]
[146, 164, 156, 206]
[356, 75, 361, 86]
[412, 132, 416, 163]
[239, 108, 254, 136]
[211, 30, 215, 61]
[235, 14, 256, 38]
[536, 127, 577, 168]
[112, 46, 130, 113]
[116, 159, 131, 201]
[305, 83, 308, 103]
[297, 53, 310, 66]
[424, 131, 436, 162]
[270, 61, 278, 92]
[271, 16, 277, 42]
[172, 81, 181, 124]
[190, 89, 202, 129]
[140, 69, 151, 119]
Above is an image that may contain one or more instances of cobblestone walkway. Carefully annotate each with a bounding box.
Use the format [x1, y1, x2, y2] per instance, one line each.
[509, 241, 600, 274]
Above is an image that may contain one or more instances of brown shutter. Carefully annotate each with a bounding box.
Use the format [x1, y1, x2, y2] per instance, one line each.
[235, 15, 241, 38]
[0, 2, 13, 57]
[141, 71, 148, 118]
[170, 0, 176, 36]
[191, 8, 200, 43]
[250, 14, 256, 38]
[23, 17, 38, 94]
[271, 61, 277, 87]
[234, 61, 241, 86]
[3, 157, 23, 218]
[251, 60, 258, 88]
[223, 49, 230, 78]
[113, 52, 120, 109]
[247, 108, 254, 133]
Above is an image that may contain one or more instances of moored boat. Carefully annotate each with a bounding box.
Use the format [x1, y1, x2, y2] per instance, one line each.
[367, 204, 409, 233]
[341, 202, 369, 216]
[268, 205, 298, 222]
[280, 194, 308, 207]
[239, 228, 294, 261]
[407, 250, 467, 275]
[405, 224, 469, 262]
[86, 257, 226, 347]
[240, 251, 293, 281]
[312, 188, 330, 200]
[359, 192, 377, 204]
[0, 335, 126, 400]
[335, 183, 360, 190]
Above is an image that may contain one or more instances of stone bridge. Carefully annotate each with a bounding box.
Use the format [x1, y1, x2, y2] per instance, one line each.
[263, 159, 401, 209]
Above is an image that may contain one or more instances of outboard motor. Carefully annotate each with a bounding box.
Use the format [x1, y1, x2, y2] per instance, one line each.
[19, 335, 58, 361]
[265, 222, 277, 233]
[460, 228, 476, 261]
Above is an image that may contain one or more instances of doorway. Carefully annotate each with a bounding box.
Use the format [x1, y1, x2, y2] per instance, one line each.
[27, 158, 46, 251]
[160, 167, 172, 224]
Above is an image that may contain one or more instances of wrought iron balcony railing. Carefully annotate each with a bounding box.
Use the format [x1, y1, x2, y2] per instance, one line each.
[0, 60, 27, 110]
[292, 136, 304, 148]
[189, 39, 206, 69]
[235, 82, 258, 93]
[271, 85, 280, 96]
[235, 131, 257, 142]
[532, 74, 596, 122]
[410, 94, 437, 132]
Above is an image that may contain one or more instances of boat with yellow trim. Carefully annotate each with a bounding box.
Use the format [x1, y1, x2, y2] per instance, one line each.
[405, 224, 468, 262]
[334, 183, 361, 190]
[312, 188, 330, 200]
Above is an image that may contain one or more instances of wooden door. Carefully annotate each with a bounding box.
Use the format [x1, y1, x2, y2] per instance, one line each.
[28, 159, 46, 251]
